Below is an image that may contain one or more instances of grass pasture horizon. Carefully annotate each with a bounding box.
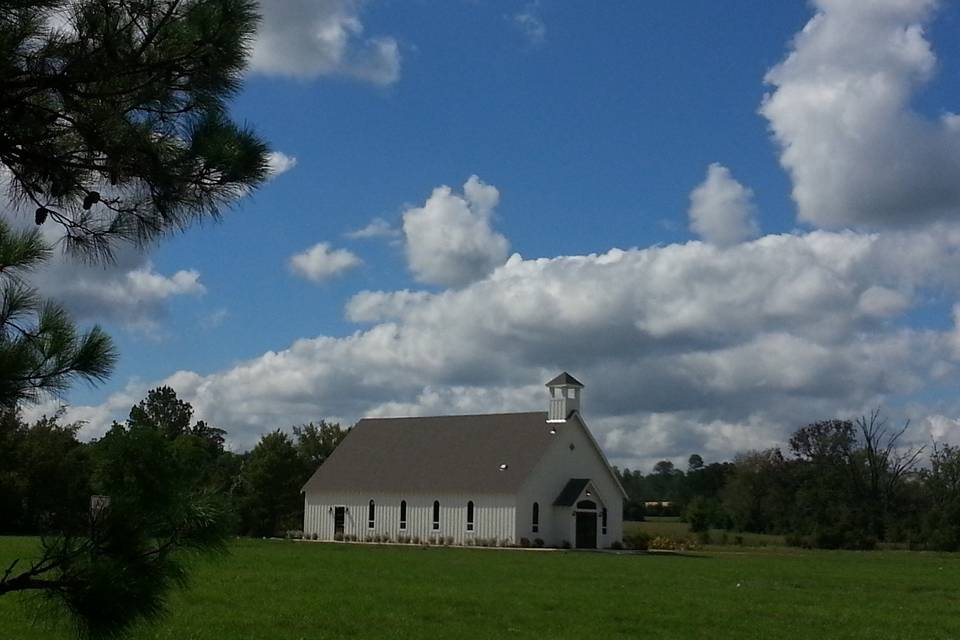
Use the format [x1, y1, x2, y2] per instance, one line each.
[626, 517, 787, 547]
[1, 537, 958, 639]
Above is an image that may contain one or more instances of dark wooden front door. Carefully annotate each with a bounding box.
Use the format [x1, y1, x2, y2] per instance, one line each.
[575, 511, 597, 549]
[334, 507, 345, 538]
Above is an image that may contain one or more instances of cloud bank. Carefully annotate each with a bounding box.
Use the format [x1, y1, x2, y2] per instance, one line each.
[45, 225, 960, 467]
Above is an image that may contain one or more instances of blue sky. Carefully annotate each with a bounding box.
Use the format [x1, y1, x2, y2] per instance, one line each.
[23, 0, 960, 470]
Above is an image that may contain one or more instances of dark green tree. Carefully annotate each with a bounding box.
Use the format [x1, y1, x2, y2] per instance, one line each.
[0, 220, 116, 409]
[1, 2, 269, 632]
[721, 448, 792, 533]
[851, 410, 924, 542]
[1, 0, 269, 261]
[293, 419, 349, 469]
[653, 459, 675, 476]
[922, 443, 960, 550]
[0, 397, 232, 638]
[239, 430, 309, 537]
[7, 411, 92, 533]
[127, 385, 194, 440]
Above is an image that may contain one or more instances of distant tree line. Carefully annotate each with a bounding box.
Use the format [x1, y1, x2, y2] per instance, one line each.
[616, 411, 960, 551]
[0, 386, 349, 541]
[6, 391, 960, 552]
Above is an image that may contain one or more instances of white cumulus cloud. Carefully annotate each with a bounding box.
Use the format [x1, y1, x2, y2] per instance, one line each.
[266, 151, 298, 179]
[345, 217, 399, 240]
[250, 0, 400, 85]
[289, 242, 362, 282]
[402, 176, 510, 287]
[761, 0, 960, 227]
[688, 163, 760, 247]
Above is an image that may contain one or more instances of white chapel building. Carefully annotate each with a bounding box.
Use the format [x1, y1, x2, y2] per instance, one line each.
[302, 373, 626, 549]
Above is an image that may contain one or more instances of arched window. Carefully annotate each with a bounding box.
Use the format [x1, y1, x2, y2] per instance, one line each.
[432, 500, 440, 530]
[399, 500, 407, 530]
[368, 499, 375, 529]
[602, 507, 608, 535]
[532, 502, 540, 533]
[466, 501, 475, 531]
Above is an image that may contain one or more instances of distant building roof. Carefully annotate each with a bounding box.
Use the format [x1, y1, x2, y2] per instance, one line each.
[545, 372, 584, 387]
[302, 412, 556, 495]
[553, 478, 591, 506]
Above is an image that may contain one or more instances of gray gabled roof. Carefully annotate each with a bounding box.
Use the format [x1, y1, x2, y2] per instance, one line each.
[546, 372, 584, 387]
[302, 412, 557, 495]
[553, 478, 591, 506]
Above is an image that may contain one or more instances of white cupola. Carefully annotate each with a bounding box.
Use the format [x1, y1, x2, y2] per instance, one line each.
[546, 372, 584, 422]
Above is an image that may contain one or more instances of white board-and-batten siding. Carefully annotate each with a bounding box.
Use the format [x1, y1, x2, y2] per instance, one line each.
[304, 493, 516, 544]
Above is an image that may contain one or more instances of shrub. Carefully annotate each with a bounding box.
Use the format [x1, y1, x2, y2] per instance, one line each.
[561, 540, 571, 549]
[519, 537, 531, 548]
[465, 538, 475, 546]
[412, 536, 421, 545]
[609, 540, 623, 550]
[533, 538, 544, 548]
[311, 533, 318, 541]
[623, 531, 650, 551]
[333, 533, 343, 542]
[649, 536, 675, 550]
[648, 536, 700, 552]
[445, 536, 454, 546]
[696, 530, 712, 545]
[285, 530, 303, 540]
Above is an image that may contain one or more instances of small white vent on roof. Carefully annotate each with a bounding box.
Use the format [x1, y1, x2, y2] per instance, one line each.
[498, 463, 508, 471]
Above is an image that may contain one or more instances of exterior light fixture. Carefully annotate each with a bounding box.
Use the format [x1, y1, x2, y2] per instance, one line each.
[549, 427, 557, 434]
[585, 490, 592, 496]
[499, 463, 509, 470]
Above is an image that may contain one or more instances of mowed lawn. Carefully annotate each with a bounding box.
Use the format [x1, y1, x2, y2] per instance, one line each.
[1, 537, 959, 640]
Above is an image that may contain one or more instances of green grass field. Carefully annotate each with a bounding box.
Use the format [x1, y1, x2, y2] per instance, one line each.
[2, 536, 959, 639]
